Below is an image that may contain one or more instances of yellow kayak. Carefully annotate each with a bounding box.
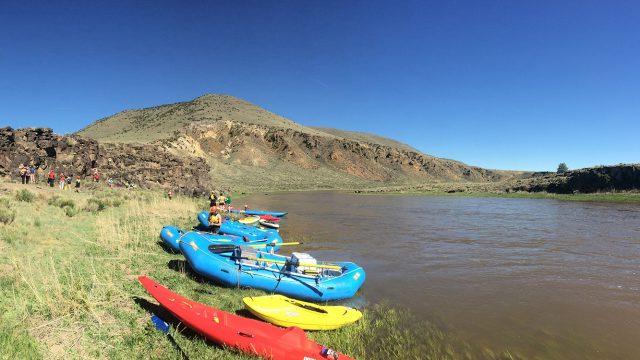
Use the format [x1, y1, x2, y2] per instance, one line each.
[242, 295, 362, 330]
[238, 216, 260, 226]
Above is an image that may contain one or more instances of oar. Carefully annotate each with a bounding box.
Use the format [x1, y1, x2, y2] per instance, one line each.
[151, 314, 189, 360]
[242, 255, 343, 271]
[266, 242, 301, 247]
[207, 242, 301, 253]
[206, 245, 342, 270]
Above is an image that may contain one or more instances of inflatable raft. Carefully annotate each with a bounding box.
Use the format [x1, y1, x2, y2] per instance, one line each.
[160, 226, 283, 253]
[233, 209, 288, 217]
[198, 211, 279, 241]
[179, 235, 365, 302]
[138, 276, 353, 360]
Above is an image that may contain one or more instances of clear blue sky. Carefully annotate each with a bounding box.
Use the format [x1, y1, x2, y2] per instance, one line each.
[1, 1, 638, 171]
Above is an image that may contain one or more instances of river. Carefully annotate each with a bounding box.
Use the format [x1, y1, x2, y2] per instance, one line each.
[240, 192, 640, 359]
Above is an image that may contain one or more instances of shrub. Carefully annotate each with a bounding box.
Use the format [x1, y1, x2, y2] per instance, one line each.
[64, 206, 78, 217]
[15, 189, 35, 202]
[0, 206, 15, 225]
[48, 196, 75, 209]
[83, 197, 123, 212]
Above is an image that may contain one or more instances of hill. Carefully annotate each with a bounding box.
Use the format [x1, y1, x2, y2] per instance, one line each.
[77, 94, 517, 191]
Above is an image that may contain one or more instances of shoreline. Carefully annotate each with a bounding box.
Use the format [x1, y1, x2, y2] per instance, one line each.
[353, 190, 640, 203]
[233, 186, 640, 204]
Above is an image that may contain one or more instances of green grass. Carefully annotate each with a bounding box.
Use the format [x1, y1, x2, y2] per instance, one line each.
[15, 189, 35, 202]
[0, 183, 516, 359]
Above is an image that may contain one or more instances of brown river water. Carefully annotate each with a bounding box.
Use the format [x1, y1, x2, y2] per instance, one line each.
[240, 192, 640, 359]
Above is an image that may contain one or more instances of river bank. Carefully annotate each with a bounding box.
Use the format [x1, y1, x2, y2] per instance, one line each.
[355, 188, 640, 203]
[0, 181, 516, 359]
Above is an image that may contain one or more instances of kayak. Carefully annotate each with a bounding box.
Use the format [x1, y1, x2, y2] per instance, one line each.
[160, 226, 282, 253]
[260, 215, 281, 223]
[179, 236, 365, 301]
[259, 219, 280, 229]
[239, 216, 261, 226]
[233, 209, 288, 217]
[243, 295, 362, 330]
[138, 276, 353, 360]
[198, 211, 280, 241]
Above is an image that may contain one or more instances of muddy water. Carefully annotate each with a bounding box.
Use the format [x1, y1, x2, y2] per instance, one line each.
[240, 192, 640, 359]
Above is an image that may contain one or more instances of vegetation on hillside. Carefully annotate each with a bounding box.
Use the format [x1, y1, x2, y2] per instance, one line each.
[0, 182, 517, 359]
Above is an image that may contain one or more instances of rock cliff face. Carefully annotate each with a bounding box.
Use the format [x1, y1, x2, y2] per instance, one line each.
[76, 94, 518, 190]
[0, 127, 211, 195]
[165, 121, 508, 184]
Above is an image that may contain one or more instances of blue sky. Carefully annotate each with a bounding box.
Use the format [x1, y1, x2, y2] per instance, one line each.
[1, 1, 638, 171]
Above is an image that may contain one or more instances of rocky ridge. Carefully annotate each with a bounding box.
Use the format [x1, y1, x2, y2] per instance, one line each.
[165, 121, 510, 184]
[0, 127, 211, 195]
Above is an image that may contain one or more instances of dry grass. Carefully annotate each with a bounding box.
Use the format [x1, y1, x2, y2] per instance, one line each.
[0, 181, 516, 360]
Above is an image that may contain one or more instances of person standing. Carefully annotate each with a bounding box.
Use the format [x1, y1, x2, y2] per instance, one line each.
[19, 164, 27, 184]
[48, 169, 56, 187]
[59, 172, 66, 190]
[209, 191, 218, 207]
[75, 176, 81, 192]
[29, 164, 36, 184]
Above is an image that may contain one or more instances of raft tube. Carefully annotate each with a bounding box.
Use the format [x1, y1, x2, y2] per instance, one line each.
[179, 235, 365, 302]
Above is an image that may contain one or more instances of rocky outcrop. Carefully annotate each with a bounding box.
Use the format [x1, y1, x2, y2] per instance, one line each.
[0, 127, 211, 195]
[166, 121, 512, 184]
[0, 127, 99, 178]
[507, 164, 640, 193]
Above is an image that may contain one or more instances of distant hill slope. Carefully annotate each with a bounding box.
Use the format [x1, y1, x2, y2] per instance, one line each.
[78, 94, 329, 143]
[77, 94, 518, 191]
[311, 127, 420, 153]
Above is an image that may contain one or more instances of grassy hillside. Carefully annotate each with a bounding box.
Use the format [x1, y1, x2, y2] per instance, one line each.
[0, 181, 517, 359]
[78, 95, 334, 144]
[76, 94, 428, 154]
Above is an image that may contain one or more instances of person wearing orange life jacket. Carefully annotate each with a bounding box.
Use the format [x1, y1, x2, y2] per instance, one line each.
[208, 205, 223, 232]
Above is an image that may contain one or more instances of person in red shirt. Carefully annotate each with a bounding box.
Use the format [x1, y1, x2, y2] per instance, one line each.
[48, 169, 56, 187]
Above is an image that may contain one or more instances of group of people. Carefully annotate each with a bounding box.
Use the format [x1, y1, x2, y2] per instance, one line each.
[18, 163, 38, 184]
[207, 191, 243, 230]
[17, 163, 102, 192]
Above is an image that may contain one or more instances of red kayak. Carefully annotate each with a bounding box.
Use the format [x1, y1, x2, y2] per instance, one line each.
[259, 215, 281, 223]
[138, 276, 353, 360]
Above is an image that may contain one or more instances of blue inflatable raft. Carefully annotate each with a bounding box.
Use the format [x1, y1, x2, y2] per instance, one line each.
[232, 209, 288, 217]
[179, 234, 365, 302]
[197, 211, 280, 241]
[160, 225, 283, 253]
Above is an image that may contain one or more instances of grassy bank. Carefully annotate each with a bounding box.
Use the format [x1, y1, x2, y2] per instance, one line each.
[0, 182, 517, 359]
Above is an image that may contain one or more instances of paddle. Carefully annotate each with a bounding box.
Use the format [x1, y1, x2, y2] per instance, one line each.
[244, 256, 343, 270]
[206, 245, 343, 270]
[151, 314, 189, 360]
[207, 242, 301, 254]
